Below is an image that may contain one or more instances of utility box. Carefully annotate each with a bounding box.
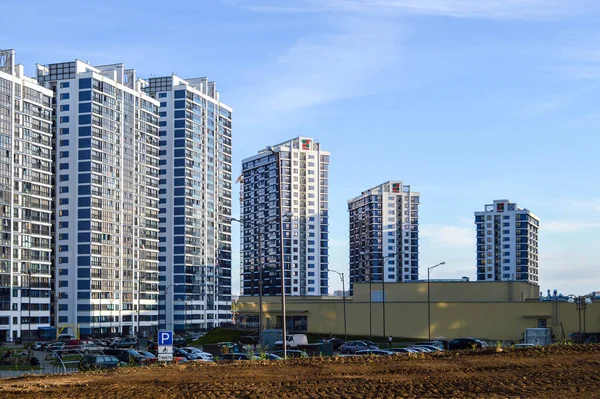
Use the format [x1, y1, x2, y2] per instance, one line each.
[524, 328, 552, 346]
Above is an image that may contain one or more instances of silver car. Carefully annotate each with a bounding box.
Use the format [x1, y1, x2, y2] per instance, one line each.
[339, 341, 378, 354]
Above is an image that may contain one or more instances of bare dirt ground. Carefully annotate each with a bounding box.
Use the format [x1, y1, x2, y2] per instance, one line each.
[0, 345, 599, 398]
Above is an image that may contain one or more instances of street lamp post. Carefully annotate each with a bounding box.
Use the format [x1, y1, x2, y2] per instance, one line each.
[379, 253, 398, 340]
[327, 269, 347, 342]
[230, 210, 293, 353]
[359, 251, 372, 339]
[176, 299, 187, 333]
[360, 252, 397, 340]
[214, 261, 219, 329]
[567, 295, 593, 343]
[427, 262, 446, 341]
[99, 294, 102, 338]
[136, 271, 153, 340]
[160, 283, 186, 332]
[20, 269, 34, 345]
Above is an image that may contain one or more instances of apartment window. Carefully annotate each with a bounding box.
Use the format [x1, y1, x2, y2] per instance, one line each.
[60, 151, 69, 158]
[60, 104, 70, 111]
[60, 93, 70, 100]
[59, 116, 69, 123]
[59, 174, 69, 182]
[60, 128, 69, 135]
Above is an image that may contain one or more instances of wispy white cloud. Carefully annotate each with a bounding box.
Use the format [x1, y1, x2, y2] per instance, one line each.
[232, 16, 404, 121]
[420, 224, 475, 248]
[227, 0, 596, 19]
[544, 220, 600, 233]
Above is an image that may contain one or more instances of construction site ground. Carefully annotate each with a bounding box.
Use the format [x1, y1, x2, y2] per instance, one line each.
[0, 345, 598, 398]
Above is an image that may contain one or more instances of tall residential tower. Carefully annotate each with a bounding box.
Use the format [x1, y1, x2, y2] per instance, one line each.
[0, 50, 53, 342]
[145, 75, 233, 331]
[240, 137, 329, 299]
[348, 181, 419, 295]
[37, 61, 161, 337]
[475, 199, 539, 283]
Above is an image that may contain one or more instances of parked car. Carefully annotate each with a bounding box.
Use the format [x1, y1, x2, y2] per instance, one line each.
[448, 338, 487, 350]
[255, 353, 282, 360]
[79, 355, 120, 371]
[147, 341, 158, 355]
[75, 342, 103, 354]
[218, 353, 258, 361]
[182, 347, 213, 361]
[103, 349, 148, 365]
[418, 341, 447, 350]
[388, 348, 415, 354]
[327, 338, 345, 350]
[339, 341, 378, 354]
[32, 342, 44, 351]
[110, 337, 138, 349]
[173, 347, 198, 361]
[173, 336, 187, 347]
[273, 350, 309, 359]
[355, 349, 393, 356]
[413, 345, 443, 352]
[274, 334, 308, 350]
[137, 351, 158, 364]
[45, 342, 66, 352]
[407, 346, 430, 353]
[57, 333, 76, 341]
[514, 343, 535, 348]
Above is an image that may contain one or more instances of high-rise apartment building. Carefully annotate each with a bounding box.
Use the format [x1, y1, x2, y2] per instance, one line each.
[241, 137, 329, 298]
[0, 50, 53, 342]
[475, 199, 540, 283]
[145, 75, 233, 331]
[348, 181, 420, 295]
[36, 61, 161, 337]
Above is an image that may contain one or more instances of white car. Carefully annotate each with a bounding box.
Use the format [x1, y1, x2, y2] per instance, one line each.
[182, 347, 213, 361]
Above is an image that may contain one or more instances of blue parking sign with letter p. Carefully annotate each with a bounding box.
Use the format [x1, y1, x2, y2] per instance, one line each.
[158, 331, 173, 346]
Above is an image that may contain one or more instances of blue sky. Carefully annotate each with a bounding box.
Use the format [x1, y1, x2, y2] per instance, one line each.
[3, 0, 599, 296]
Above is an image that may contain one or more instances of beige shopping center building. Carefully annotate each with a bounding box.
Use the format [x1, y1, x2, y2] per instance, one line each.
[235, 281, 599, 341]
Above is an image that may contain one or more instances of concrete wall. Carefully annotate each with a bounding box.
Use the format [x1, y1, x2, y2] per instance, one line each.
[236, 282, 598, 341]
[353, 281, 541, 302]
